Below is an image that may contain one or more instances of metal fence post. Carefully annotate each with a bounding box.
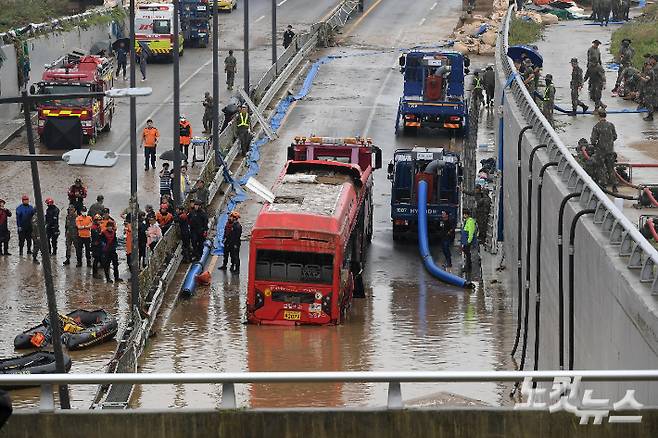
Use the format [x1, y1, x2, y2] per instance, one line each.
[39, 384, 55, 413]
[387, 381, 403, 409]
[220, 382, 237, 409]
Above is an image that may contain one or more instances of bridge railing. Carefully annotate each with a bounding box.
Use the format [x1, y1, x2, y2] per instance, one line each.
[499, 5, 658, 293]
[5, 370, 658, 411]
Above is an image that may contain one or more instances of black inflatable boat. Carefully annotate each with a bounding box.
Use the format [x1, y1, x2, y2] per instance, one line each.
[0, 351, 72, 375]
[0, 351, 72, 389]
[14, 309, 118, 350]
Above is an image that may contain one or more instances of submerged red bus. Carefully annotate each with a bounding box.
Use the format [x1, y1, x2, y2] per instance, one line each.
[247, 136, 382, 325]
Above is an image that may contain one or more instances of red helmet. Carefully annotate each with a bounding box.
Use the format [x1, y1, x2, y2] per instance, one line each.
[45, 198, 54, 205]
[160, 203, 168, 210]
[21, 195, 29, 201]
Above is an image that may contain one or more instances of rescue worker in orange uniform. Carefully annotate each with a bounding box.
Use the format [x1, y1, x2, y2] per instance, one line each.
[179, 115, 192, 160]
[141, 119, 160, 171]
[75, 206, 93, 267]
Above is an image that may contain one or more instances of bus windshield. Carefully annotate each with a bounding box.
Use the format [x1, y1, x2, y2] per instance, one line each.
[255, 250, 333, 285]
[153, 19, 171, 34]
[39, 84, 92, 107]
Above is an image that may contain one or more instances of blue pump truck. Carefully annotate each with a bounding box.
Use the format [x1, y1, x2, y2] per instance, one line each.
[395, 50, 469, 136]
[180, 0, 210, 48]
[388, 147, 462, 241]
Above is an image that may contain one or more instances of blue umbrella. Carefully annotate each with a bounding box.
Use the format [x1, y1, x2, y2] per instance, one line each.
[137, 40, 154, 58]
[507, 45, 543, 68]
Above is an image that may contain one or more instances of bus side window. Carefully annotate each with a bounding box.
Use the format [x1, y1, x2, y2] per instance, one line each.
[288, 263, 302, 282]
[256, 261, 271, 280]
[271, 262, 286, 281]
[321, 265, 333, 283]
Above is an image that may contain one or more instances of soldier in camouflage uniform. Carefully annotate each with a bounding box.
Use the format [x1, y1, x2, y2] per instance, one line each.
[542, 74, 556, 126]
[591, 0, 601, 22]
[576, 138, 599, 182]
[587, 40, 602, 71]
[619, 66, 641, 99]
[570, 58, 588, 115]
[522, 58, 536, 96]
[614, 39, 635, 93]
[585, 63, 607, 113]
[599, 0, 611, 25]
[611, 0, 621, 21]
[621, 0, 630, 20]
[639, 55, 657, 121]
[590, 110, 618, 190]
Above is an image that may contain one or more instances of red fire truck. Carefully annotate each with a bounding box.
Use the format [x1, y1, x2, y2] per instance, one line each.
[34, 51, 115, 147]
[247, 136, 382, 326]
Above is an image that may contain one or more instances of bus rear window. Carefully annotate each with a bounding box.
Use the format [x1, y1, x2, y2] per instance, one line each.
[256, 250, 333, 284]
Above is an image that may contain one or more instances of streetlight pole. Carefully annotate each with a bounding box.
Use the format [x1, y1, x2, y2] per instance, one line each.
[21, 91, 71, 409]
[172, 0, 182, 205]
[129, 0, 140, 323]
[271, 0, 277, 65]
[244, 0, 250, 93]
[212, 0, 220, 167]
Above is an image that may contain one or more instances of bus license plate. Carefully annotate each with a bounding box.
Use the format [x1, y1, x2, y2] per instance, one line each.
[283, 310, 301, 321]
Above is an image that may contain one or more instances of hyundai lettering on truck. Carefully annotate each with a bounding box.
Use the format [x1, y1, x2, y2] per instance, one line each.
[34, 51, 115, 148]
[136, 3, 185, 61]
[247, 136, 382, 325]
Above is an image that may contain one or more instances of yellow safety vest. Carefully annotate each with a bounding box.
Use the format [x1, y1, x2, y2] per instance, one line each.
[238, 113, 249, 127]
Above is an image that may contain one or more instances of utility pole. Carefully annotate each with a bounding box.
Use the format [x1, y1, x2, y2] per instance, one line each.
[212, 0, 220, 167]
[173, 0, 182, 204]
[21, 91, 71, 409]
[244, 0, 250, 93]
[129, 0, 140, 324]
[271, 0, 277, 65]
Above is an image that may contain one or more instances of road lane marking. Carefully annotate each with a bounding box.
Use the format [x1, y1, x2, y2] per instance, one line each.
[362, 29, 405, 138]
[419, 17, 426, 26]
[255, 15, 266, 23]
[430, 2, 437, 10]
[340, 0, 384, 40]
[277, 0, 288, 6]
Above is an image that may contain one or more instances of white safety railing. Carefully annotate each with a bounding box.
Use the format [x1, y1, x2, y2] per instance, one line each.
[499, 6, 658, 293]
[5, 370, 658, 412]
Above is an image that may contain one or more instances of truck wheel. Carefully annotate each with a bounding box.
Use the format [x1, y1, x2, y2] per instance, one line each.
[102, 112, 112, 132]
[402, 125, 417, 136]
[392, 226, 403, 242]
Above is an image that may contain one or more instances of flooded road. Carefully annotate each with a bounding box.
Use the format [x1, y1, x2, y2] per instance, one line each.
[135, 0, 517, 409]
[0, 0, 341, 409]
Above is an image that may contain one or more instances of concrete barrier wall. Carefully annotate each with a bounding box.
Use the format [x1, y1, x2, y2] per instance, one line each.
[2, 408, 657, 437]
[0, 21, 120, 125]
[494, 10, 658, 403]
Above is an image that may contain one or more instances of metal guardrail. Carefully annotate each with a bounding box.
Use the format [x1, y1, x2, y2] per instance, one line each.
[7, 370, 658, 412]
[499, 6, 658, 293]
[91, 0, 360, 410]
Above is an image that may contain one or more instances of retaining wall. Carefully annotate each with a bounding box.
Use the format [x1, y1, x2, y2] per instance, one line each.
[494, 8, 658, 403]
[2, 408, 657, 437]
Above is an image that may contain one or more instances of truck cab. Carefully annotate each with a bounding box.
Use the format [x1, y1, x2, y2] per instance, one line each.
[396, 51, 469, 136]
[34, 51, 115, 148]
[389, 147, 462, 240]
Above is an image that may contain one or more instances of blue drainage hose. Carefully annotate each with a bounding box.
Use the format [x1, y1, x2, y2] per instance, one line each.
[417, 181, 470, 288]
[181, 44, 460, 296]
